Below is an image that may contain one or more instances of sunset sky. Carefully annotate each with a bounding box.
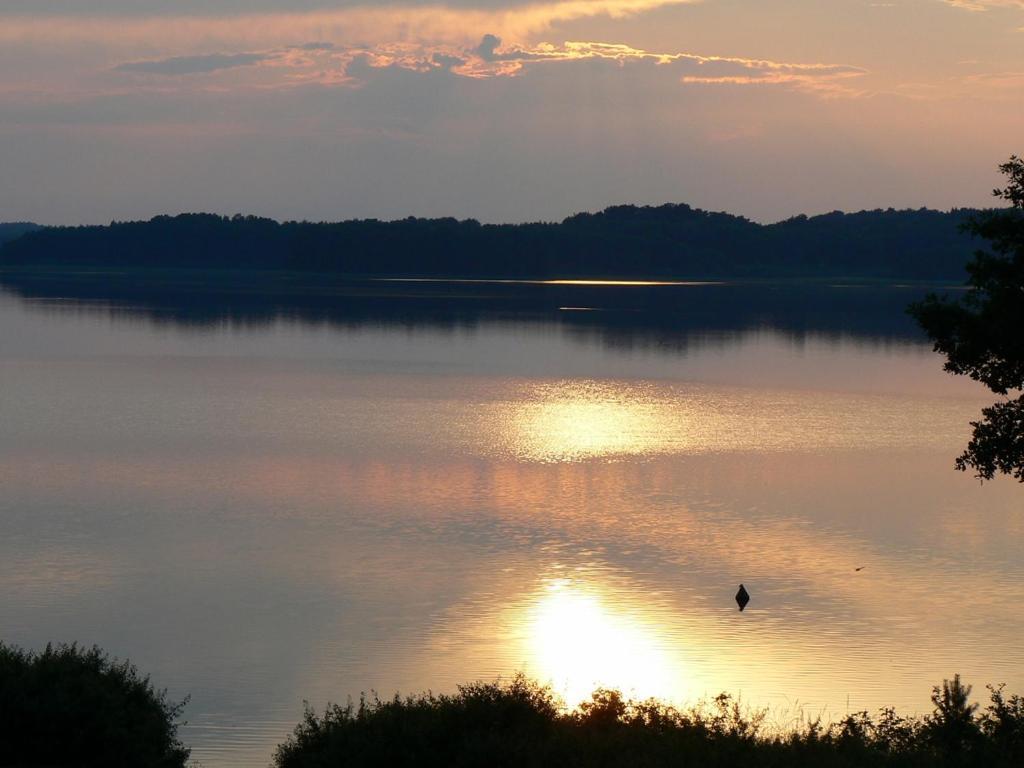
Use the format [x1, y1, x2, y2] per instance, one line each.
[2, 1, 1022, 224]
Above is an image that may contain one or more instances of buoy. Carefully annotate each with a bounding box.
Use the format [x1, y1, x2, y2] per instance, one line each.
[735, 584, 750, 612]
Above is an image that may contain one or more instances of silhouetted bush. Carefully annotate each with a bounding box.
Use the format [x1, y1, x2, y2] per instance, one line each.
[4, 638, 1021, 768]
[274, 675, 1024, 768]
[0, 642, 190, 768]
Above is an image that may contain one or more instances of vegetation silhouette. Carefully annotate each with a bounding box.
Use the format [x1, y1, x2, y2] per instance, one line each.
[0, 204, 973, 352]
[0, 205, 976, 280]
[0, 641, 190, 768]
[3, 639, 1023, 768]
[274, 674, 1024, 768]
[910, 156, 1024, 481]
[0, 222, 40, 246]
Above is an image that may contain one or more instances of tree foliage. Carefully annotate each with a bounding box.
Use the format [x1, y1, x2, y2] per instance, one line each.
[1, 206, 976, 280]
[910, 157, 1024, 481]
[0, 642, 190, 768]
[0, 222, 41, 246]
[273, 674, 1024, 768]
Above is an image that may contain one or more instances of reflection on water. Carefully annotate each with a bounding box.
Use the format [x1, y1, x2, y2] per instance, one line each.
[508, 382, 666, 461]
[0, 270, 951, 349]
[396, 448, 1024, 717]
[373, 278, 721, 287]
[0, 287, 1021, 768]
[521, 578, 685, 705]
[495, 380, 977, 462]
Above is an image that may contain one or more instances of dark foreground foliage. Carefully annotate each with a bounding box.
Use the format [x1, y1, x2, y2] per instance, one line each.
[910, 156, 1024, 481]
[0, 642, 190, 768]
[274, 674, 1024, 768]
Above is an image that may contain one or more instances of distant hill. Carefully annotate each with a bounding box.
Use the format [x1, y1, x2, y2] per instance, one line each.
[0, 206, 982, 280]
[0, 223, 42, 247]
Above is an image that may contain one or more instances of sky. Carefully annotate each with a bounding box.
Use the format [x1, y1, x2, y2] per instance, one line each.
[1, 1, 1023, 224]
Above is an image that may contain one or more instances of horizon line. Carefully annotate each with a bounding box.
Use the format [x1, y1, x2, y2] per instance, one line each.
[4, 202, 989, 231]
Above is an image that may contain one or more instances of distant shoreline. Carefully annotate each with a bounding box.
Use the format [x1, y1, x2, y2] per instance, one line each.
[0, 205, 981, 282]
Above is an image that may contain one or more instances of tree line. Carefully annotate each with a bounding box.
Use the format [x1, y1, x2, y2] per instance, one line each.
[0, 205, 979, 280]
[0, 222, 41, 247]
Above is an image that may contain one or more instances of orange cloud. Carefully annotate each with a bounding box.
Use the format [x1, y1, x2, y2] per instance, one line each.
[109, 37, 866, 100]
[0, 1, 702, 51]
[943, 0, 1024, 9]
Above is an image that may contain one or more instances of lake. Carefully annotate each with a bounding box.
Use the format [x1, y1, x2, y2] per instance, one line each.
[0, 279, 1020, 768]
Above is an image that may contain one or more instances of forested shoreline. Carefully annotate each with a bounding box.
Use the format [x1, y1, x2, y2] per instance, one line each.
[0, 205, 982, 280]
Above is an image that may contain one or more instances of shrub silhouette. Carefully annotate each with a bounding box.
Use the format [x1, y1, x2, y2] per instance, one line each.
[4, 644, 1022, 768]
[0, 642, 189, 768]
[274, 675, 1024, 768]
[980, 684, 1024, 761]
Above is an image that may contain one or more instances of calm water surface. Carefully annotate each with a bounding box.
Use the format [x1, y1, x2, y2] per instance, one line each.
[0, 286, 1021, 767]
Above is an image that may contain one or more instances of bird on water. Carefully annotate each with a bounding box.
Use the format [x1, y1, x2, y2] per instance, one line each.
[735, 584, 750, 612]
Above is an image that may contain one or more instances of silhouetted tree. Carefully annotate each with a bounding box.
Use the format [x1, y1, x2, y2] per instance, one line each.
[0, 642, 190, 768]
[926, 675, 981, 756]
[979, 683, 1024, 761]
[910, 157, 1024, 481]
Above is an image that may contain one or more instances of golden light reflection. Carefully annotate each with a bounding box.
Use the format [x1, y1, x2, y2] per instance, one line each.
[494, 378, 980, 464]
[372, 278, 720, 286]
[542, 280, 719, 287]
[509, 381, 667, 462]
[523, 578, 687, 705]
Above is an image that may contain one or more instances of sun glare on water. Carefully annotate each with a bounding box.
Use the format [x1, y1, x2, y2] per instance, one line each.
[523, 579, 688, 706]
[508, 381, 671, 462]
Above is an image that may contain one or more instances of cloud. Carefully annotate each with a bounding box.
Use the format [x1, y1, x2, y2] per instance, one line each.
[942, 0, 1024, 9]
[343, 37, 868, 94]
[961, 70, 1024, 92]
[432, 52, 468, 70]
[472, 32, 547, 64]
[116, 52, 273, 75]
[104, 36, 867, 97]
[475, 33, 505, 61]
[0, 1, 702, 51]
[2, 1, 866, 100]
